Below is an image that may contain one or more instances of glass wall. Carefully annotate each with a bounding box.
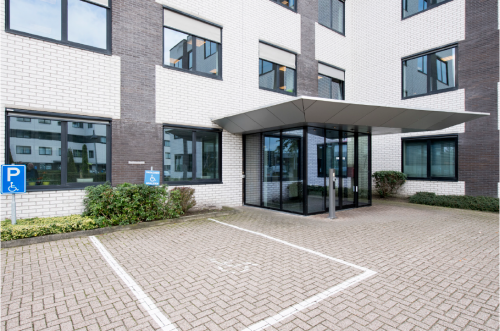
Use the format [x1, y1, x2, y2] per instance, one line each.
[281, 128, 303, 213]
[325, 130, 340, 209]
[307, 128, 326, 214]
[263, 131, 280, 209]
[358, 133, 371, 207]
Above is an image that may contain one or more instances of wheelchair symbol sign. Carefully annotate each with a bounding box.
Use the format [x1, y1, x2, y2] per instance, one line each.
[144, 170, 160, 186]
[1, 165, 26, 194]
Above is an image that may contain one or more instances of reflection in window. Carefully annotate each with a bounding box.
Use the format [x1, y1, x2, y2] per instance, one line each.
[8, 0, 109, 50]
[164, 127, 221, 183]
[259, 59, 296, 94]
[403, 140, 427, 178]
[318, 74, 344, 100]
[39, 147, 52, 155]
[318, 0, 345, 34]
[68, 0, 107, 49]
[403, 46, 456, 98]
[38, 119, 51, 124]
[403, 0, 448, 17]
[270, 0, 296, 10]
[164, 27, 220, 76]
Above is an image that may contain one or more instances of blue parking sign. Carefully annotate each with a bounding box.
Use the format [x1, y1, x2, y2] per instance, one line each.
[144, 170, 160, 186]
[1, 165, 26, 194]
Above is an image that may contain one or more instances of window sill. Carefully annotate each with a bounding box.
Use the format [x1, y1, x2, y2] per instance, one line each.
[5, 29, 111, 55]
[26, 182, 108, 192]
[161, 65, 223, 81]
[405, 178, 458, 182]
[317, 23, 345, 37]
[402, 86, 459, 100]
[402, 0, 454, 20]
[259, 86, 296, 97]
[165, 180, 223, 186]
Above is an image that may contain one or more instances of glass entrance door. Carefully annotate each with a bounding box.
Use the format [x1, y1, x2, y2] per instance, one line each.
[341, 131, 356, 209]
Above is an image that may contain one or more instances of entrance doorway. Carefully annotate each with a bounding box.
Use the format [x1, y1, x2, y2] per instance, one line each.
[243, 126, 371, 215]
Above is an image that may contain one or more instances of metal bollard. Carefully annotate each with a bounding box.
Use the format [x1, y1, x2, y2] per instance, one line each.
[329, 168, 336, 219]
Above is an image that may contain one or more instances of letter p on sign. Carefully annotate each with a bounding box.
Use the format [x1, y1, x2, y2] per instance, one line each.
[7, 168, 20, 181]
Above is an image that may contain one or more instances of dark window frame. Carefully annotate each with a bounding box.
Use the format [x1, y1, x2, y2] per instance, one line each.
[5, 0, 112, 55]
[268, 0, 297, 12]
[318, 0, 345, 36]
[401, 135, 458, 181]
[163, 124, 222, 186]
[162, 9, 223, 81]
[16, 145, 31, 154]
[258, 54, 297, 96]
[38, 119, 51, 124]
[402, 44, 458, 99]
[39, 147, 53, 155]
[5, 108, 112, 191]
[318, 74, 345, 100]
[402, 0, 454, 20]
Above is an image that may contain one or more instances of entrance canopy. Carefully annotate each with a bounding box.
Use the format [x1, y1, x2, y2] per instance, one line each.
[212, 96, 488, 135]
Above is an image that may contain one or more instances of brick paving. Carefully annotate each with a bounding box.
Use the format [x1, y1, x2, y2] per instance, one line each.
[2, 200, 498, 330]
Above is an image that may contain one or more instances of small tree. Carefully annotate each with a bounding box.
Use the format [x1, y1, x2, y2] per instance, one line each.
[67, 149, 77, 175]
[373, 171, 407, 198]
[82, 144, 89, 176]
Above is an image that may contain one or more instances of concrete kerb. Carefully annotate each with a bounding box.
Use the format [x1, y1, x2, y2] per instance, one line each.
[1, 208, 239, 249]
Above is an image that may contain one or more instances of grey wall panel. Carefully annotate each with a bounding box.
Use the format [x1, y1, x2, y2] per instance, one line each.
[407, 112, 454, 130]
[304, 100, 348, 122]
[382, 109, 429, 128]
[354, 107, 403, 126]
[267, 103, 305, 125]
[327, 104, 378, 124]
[229, 114, 263, 132]
[246, 108, 285, 128]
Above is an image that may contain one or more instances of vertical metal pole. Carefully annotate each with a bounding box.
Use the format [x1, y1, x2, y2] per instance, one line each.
[11, 194, 16, 225]
[329, 169, 336, 219]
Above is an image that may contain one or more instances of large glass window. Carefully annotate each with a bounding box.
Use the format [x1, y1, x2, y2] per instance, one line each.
[318, 0, 345, 34]
[269, 0, 296, 11]
[7, 0, 110, 52]
[163, 27, 220, 77]
[7, 114, 110, 189]
[402, 136, 457, 180]
[259, 59, 296, 95]
[403, 0, 450, 18]
[403, 46, 457, 98]
[163, 127, 221, 184]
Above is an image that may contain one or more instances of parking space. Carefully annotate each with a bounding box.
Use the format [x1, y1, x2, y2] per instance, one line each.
[2, 200, 499, 330]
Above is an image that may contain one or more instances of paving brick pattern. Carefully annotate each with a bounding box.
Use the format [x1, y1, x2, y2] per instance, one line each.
[2, 200, 498, 330]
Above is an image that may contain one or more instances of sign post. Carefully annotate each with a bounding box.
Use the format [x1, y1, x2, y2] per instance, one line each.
[1, 165, 27, 225]
[329, 168, 336, 219]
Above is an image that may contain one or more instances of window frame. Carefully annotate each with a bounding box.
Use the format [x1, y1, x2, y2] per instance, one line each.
[162, 8, 223, 81]
[162, 124, 222, 185]
[5, 0, 112, 55]
[402, 43, 458, 100]
[401, 135, 458, 181]
[39, 147, 53, 155]
[318, 0, 346, 36]
[5, 108, 112, 191]
[268, 0, 297, 12]
[402, 0, 454, 20]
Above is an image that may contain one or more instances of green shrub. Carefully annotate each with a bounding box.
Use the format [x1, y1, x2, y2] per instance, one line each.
[1, 215, 97, 241]
[83, 182, 183, 223]
[171, 187, 196, 213]
[373, 171, 407, 198]
[409, 192, 499, 212]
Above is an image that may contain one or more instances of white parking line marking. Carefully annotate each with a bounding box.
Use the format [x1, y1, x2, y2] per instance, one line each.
[208, 218, 377, 331]
[89, 236, 178, 331]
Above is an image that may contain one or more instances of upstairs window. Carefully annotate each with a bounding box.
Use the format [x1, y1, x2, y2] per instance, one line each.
[318, 62, 345, 100]
[403, 0, 451, 18]
[403, 45, 457, 98]
[163, 9, 221, 78]
[259, 42, 296, 95]
[7, 0, 111, 53]
[318, 0, 345, 35]
[269, 0, 296, 11]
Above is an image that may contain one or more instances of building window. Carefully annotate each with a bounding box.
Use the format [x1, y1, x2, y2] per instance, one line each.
[39, 147, 52, 155]
[259, 42, 296, 95]
[318, 63, 345, 100]
[88, 123, 93, 128]
[403, 0, 451, 18]
[402, 136, 457, 180]
[403, 45, 457, 98]
[318, 0, 345, 35]
[269, 0, 296, 11]
[16, 146, 31, 154]
[38, 119, 51, 124]
[17, 117, 31, 122]
[164, 140, 170, 147]
[7, 113, 111, 189]
[165, 152, 171, 159]
[163, 9, 221, 78]
[164, 126, 222, 184]
[7, 0, 111, 53]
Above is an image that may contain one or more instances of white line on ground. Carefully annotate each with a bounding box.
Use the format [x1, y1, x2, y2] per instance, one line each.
[89, 236, 178, 331]
[208, 218, 377, 331]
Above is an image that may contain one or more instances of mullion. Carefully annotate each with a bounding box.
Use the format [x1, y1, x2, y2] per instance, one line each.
[62, 0, 68, 42]
[61, 122, 68, 186]
[427, 139, 431, 180]
[192, 37, 197, 72]
[192, 131, 197, 181]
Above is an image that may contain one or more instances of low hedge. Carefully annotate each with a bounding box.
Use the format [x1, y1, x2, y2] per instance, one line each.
[1, 215, 98, 241]
[409, 192, 499, 212]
